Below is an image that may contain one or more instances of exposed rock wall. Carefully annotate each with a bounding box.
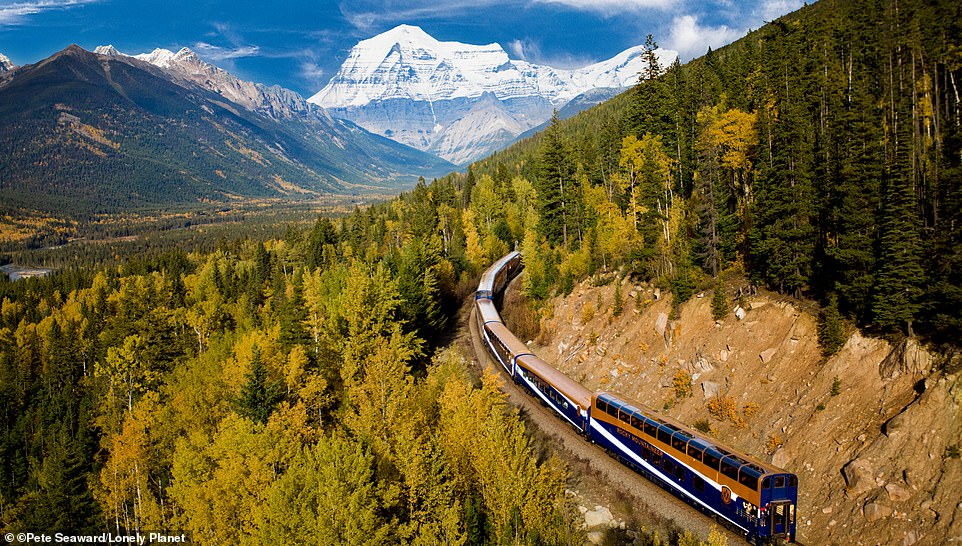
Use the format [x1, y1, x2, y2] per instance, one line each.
[525, 276, 961, 545]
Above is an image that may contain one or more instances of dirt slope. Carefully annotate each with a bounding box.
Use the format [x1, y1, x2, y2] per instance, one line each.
[518, 276, 961, 546]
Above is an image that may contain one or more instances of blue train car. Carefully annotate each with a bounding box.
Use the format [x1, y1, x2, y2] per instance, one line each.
[514, 354, 591, 433]
[589, 393, 797, 544]
[484, 322, 532, 377]
[476, 250, 521, 300]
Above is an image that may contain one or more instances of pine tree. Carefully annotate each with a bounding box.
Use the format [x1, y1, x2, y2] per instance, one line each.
[817, 294, 846, 356]
[236, 345, 282, 424]
[711, 279, 728, 321]
[536, 112, 575, 247]
[872, 167, 924, 334]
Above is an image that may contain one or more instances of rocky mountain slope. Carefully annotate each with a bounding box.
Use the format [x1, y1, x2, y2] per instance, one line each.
[0, 45, 453, 214]
[309, 25, 675, 164]
[0, 52, 15, 73]
[513, 276, 961, 545]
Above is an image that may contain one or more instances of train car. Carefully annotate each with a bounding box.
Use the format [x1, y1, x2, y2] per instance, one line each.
[476, 298, 503, 343]
[483, 321, 533, 377]
[514, 354, 592, 434]
[589, 392, 797, 544]
[476, 250, 522, 300]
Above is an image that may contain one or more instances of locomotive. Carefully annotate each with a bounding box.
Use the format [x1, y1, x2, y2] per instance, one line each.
[475, 251, 797, 544]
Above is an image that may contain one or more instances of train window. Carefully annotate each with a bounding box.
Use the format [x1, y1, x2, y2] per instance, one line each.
[762, 477, 772, 489]
[703, 452, 720, 471]
[596, 399, 609, 414]
[774, 476, 785, 488]
[674, 466, 685, 481]
[688, 445, 703, 462]
[663, 459, 673, 473]
[641, 446, 651, 461]
[788, 476, 797, 487]
[693, 476, 705, 492]
[657, 427, 672, 444]
[630, 415, 643, 430]
[739, 471, 759, 490]
[671, 435, 688, 452]
[720, 460, 739, 481]
[644, 421, 658, 437]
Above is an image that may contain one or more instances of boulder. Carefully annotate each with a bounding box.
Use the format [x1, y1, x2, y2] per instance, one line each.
[760, 348, 778, 364]
[863, 502, 893, 522]
[903, 530, 919, 546]
[694, 357, 714, 373]
[701, 381, 721, 400]
[719, 349, 729, 362]
[655, 313, 668, 336]
[583, 505, 614, 528]
[885, 483, 912, 502]
[734, 306, 746, 320]
[843, 458, 877, 496]
[653, 288, 661, 300]
[771, 448, 791, 468]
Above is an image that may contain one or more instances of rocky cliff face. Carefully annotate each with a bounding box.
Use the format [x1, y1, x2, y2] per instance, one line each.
[308, 25, 676, 164]
[520, 276, 961, 545]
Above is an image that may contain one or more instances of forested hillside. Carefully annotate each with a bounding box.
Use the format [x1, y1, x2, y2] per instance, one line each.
[0, 46, 453, 215]
[0, 197, 586, 543]
[469, 0, 962, 346]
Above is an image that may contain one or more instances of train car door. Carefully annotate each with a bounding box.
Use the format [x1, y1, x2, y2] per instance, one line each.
[769, 501, 792, 538]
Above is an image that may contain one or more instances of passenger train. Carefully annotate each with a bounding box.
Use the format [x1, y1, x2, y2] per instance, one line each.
[475, 251, 797, 544]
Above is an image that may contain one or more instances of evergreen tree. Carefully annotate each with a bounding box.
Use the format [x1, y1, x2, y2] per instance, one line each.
[536, 112, 575, 247]
[872, 165, 924, 334]
[236, 345, 282, 424]
[818, 294, 846, 356]
[711, 279, 728, 321]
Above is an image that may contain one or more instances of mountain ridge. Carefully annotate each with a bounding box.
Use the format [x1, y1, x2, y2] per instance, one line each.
[0, 44, 453, 214]
[307, 25, 676, 164]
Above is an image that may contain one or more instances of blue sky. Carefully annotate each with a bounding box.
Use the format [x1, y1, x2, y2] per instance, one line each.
[0, 0, 805, 96]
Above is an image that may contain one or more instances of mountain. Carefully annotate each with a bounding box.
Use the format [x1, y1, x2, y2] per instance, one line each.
[309, 25, 675, 164]
[0, 52, 16, 73]
[0, 45, 453, 214]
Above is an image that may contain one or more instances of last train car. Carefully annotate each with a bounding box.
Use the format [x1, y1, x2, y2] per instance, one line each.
[589, 392, 797, 544]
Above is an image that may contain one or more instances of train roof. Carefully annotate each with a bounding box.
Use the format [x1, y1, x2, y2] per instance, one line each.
[518, 353, 593, 410]
[476, 299, 503, 325]
[593, 391, 791, 477]
[478, 250, 521, 293]
[485, 322, 534, 358]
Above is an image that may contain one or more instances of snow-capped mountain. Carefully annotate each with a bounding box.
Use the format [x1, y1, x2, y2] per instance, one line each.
[0, 52, 16, 73]
[95, 44, 318, 121]
[309, 25, 676, 164]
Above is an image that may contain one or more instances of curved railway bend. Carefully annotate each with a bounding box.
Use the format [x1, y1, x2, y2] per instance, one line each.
[462, 274, 753, 545]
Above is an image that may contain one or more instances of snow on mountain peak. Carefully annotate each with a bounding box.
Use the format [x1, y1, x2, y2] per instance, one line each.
[132, 48, 179, 68]
[309, 25, 675, 109]
[0, 52, 15, 72]
[94, 45, 122, 57]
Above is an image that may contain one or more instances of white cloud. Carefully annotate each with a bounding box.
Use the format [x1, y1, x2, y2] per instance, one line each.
[299, 60, 325, 85]
[192, 42, 261, 61]
[665, 14, 743, 60]
[0, 0, 98, 25]
[758, 0, 805, 20]
[507, 39, 527, 60]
